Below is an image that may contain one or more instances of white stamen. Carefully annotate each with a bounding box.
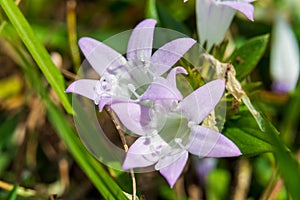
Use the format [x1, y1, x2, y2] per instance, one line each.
[127, 84, 140, 99]
[174, 138, 185, 149]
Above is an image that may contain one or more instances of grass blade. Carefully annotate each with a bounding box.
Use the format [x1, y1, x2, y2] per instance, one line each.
[0, 0, 73, 114]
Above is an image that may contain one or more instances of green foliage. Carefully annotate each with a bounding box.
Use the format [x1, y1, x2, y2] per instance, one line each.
[223, 107, 278, 156]
[5, 185, 18, 200]
[224, 105, 300, 199]
[0, 16, 127, 200]
[156, 2, 191, 36]
[207, 169, 230, 200]
[228, 34, 269, 80]
[0, 0, 73, 114]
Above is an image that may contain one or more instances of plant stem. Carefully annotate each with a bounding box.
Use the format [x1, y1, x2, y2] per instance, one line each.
[109, 110, 137, 200]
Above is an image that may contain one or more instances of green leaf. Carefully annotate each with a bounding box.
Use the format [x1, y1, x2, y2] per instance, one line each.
[46, 100, 128, 200]
[228, 34, 269, 80]
[223, 107, 278, 156]
[263, 120, 300, 200]
[224, 107, 300, 199]
[5, 185, 18, 200]
[0, 0, 73, 114]
[0, 22, 128, 199]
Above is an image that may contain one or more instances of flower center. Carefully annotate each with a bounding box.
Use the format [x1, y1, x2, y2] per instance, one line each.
[94, 75, 117, 104]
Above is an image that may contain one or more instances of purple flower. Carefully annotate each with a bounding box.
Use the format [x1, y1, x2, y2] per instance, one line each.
[111, 78, 241, 187]
[195, 0, 254, 50]
[66, 19, 196, 111]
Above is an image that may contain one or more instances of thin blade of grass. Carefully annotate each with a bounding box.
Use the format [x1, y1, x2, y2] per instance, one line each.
[0, 0, 73, 114]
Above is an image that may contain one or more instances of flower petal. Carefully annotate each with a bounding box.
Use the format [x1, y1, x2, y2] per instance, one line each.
[219, 1, 254, 21]
[78, 37, 127, 76]
[65, 79, 98, 100]
[196, 0, 235, 50]
[179, 79, 225, 124]
[140, 77, 183, 101]
[126, 19, 157, 63]
[166, 66, 188, 87]
[188, 125, 241, 157]
[155, 148, 186, 170]
[122, 135, 164, 170]
[110, 102, 151, 136]
[270, 15, 299, 92]
[151, 38, 196, 76]
[159, 151, 188, 188]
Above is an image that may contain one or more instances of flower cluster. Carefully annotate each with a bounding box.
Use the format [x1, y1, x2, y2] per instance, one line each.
[66, 19, 241, 187]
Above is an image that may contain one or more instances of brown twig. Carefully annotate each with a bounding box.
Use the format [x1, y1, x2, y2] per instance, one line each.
[108, 110, 137, 200]
[232, 158, 252, 200]
[0, 180, 36, 197]
[66, 0, 81, 72]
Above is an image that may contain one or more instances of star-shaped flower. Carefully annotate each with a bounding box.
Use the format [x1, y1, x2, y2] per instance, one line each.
[66, 19, 196, 111]
[112, 78, 241, 187]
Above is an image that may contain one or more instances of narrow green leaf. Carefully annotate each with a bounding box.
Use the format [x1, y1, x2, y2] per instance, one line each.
[0, 0, 73, 114]
[0, 24, 127, 199]
[46, 100, 128, 200]
[228, 34, 269, 80]
[263, 121, 300, 200]
[224, 107, 300, 199]
[5, 185, 18, 200]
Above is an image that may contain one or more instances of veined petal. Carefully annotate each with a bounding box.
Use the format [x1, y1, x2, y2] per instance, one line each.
[219, 1, 254, 21]
[110, 102, 151, 136]
[65, 79, 98, 100]
[179, 79, 225, 124]
[159, 151, 189, 188]
[122, 136, 164, 170]
[155, 148, 186, 170]
[127, 19, 157, 63]
[78, 37, 127, 76]
[151, 38, 196, 76]
[188, 125, 241, 157]
[141, 77, 183, 101]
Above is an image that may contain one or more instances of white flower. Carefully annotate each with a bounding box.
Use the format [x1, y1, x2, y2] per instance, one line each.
[270, 14, 299, 92]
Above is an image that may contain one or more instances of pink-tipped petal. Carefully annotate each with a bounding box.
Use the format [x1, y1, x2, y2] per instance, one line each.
[79, 37, 127, 76]
[110, 103, 151, 136]
[220, 1, 254, 21]
[127, 19, 157, 63]
[179, 79, 225, 124]
[188, 125, 241, 157]
[65, 79, 98, 100]
[141, 77, 182, 101]
[151, 38, 196, 76]
[159, 151, 189, 188]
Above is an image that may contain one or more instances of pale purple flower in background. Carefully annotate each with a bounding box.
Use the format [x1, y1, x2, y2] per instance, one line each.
[270, 14, 299, 92]
[66, 19, 196, 111]
[112, 78, 241, 187]
[195, 0, 254, 50]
